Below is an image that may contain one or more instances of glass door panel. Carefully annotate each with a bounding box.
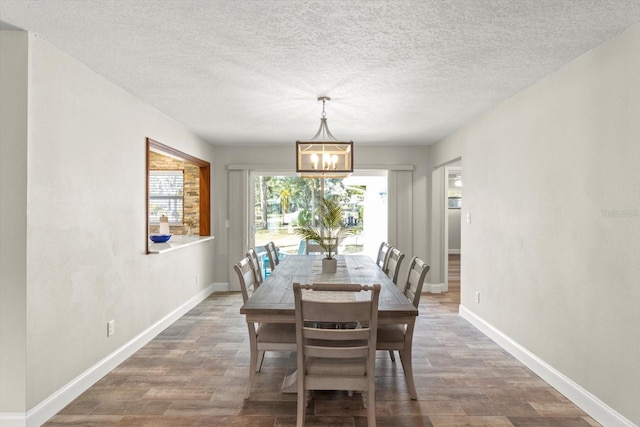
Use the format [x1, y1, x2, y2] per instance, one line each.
[251, 173, 387, 264]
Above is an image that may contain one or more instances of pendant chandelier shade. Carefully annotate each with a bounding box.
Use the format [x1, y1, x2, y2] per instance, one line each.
[296, 97, 353, 178]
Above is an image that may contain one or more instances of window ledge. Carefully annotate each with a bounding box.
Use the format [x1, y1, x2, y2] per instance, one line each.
[148, 235, 215, 254]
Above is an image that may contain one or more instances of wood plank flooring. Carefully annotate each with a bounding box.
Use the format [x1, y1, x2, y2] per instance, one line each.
[448, 253, 461, 284]
[447, 253, 461, 305]
[45, 270, 599, 426]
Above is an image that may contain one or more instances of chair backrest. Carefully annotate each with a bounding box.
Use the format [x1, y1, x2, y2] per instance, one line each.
[305, 239, 324, 255]
[233, 256, 257, 303]
[293, 282, 381, 383]
[403, 257, 431, 307]
[376, 241, 393, 270]
[293, 282, 380, 426]
[246, 248, 263, 286]
[264, 241, 279, 270]
[305, 238, 339, 255]
[385, 247, 405, 284]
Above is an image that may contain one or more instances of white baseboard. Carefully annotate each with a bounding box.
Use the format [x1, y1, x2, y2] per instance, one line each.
[425, 282, 444, 293]
[459, 305, 636, 427]
[211, 282, 229, 292]
[7, 284, 216, 427]
[0, 413, 26, 427]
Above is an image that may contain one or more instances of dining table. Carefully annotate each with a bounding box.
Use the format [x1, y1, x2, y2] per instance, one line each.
[239, 253, 419, 398]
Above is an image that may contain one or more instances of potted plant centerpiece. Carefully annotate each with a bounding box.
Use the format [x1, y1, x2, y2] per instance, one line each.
[295, 196, 346, 273]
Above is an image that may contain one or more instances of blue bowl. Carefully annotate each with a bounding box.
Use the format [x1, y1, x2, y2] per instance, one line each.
[150, 234, 172, 243]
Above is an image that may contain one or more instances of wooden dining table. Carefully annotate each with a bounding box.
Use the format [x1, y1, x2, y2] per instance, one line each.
[240, 254, 419, 398]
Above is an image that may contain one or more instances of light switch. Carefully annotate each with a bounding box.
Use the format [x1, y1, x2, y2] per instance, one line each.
[466, 213, 471, 224]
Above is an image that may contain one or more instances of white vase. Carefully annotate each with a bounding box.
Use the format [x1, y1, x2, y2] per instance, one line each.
[322, 258, 337, 274]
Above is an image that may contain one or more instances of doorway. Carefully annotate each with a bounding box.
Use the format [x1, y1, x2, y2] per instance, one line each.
[444, 164, 462, 302]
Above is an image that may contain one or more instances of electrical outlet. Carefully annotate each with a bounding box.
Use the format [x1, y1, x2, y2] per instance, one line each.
[107, 320, 115, 337]
[196, 274, 199, 285]
[475, 291, 480, 304]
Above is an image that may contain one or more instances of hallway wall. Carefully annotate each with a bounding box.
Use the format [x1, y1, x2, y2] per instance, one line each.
[432, 25, 640, 425]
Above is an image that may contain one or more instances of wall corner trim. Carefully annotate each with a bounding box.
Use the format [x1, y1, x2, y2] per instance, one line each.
[459, 305, 636, 427]
[22, 284, 217, 427]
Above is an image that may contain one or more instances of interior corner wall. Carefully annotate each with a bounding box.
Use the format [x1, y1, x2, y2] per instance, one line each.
[22, 33, 216, 415]
[0, 30, 28, 417]
[434, 24, 640, 424]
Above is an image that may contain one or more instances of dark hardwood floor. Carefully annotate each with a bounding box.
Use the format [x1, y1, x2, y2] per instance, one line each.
[44, 258, 599, 426]
[445, 253, 461, 305]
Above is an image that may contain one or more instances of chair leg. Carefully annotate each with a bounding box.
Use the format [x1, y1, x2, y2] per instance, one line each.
[366, 383, 376, 427]
[246, 325, 259, 399]
[296, 390, 307, 427]
[398, 351, 418, 400]
[245, 348, 258, 399]
[388, 350, 395, 362]
[367, 394, 376, 427]
[256, 350, 266, 372]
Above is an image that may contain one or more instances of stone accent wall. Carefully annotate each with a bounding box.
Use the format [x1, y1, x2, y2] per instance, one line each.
[149, 151, 200, 235]
[183, 163, 200, 234]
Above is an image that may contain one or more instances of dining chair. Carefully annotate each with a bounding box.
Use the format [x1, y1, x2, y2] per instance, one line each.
[384, 247, 405, 285]
[305, 237, 339, 256]
[305, 239, 324, 255]
[264, 241, 280, 273]
[234, 256, 296, 398]
[376, 256, 430, 400]
[246, 248, 264, 287]
[293, 282, 380, 427]
[375, 241, 392, 271]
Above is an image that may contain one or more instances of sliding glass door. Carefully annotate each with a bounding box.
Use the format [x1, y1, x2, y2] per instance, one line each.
[250, 172, 387, 261]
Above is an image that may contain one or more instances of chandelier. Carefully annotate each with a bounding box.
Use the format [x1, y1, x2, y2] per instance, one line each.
[296, 96, 353, 178]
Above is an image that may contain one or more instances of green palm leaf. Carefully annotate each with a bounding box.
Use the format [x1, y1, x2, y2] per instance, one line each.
[295, 196, 348, 259]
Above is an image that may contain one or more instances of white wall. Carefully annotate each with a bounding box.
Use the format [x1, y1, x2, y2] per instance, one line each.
[433, 24, 640, 425]
[2, 32, 217, 418]
[212, 144, 431, 285]
[0, 30, 28, 416]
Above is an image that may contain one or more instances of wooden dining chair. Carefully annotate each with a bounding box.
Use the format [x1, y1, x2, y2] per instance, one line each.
[264, 241, 280, 273]
[384, 247, 405, 285]
[305, 239, 324, 255]
[246, 248, 264, 286]
[293, 282, 381, 427]
[305, 238, 339, 256]
[234, 256, 296, 398]
[375, 241, 392, 271]
[376, 256, 430, 400]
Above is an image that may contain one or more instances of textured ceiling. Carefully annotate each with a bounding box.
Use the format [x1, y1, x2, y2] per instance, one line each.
[1, 1, 639, 146]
